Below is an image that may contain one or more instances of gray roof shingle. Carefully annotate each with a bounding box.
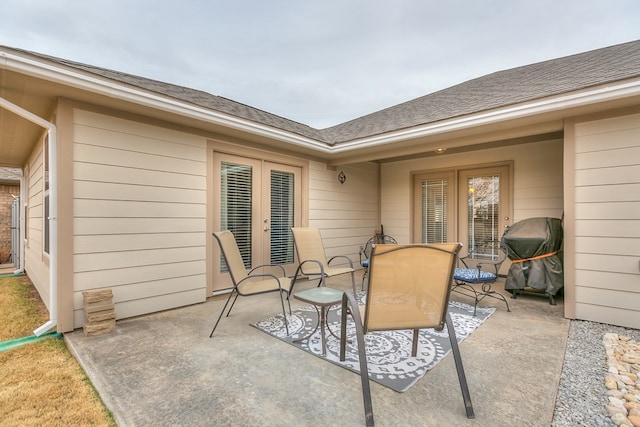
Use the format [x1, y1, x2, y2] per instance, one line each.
[0, 167, 22, 184]
[322, 40, 640, 143]
[9, 48, 326, 142]
[8, 40, 640, 145]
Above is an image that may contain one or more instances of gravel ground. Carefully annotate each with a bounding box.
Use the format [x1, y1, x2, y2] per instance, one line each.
[551, 320, 640, 427]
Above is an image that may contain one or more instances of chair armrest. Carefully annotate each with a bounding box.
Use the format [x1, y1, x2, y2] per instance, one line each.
[236, 273, 287, 295]
[295, 259, 326, 277]
[288, 259, 326, 294]
[328, 254, 354, 269]
[248, 263, 286, 277]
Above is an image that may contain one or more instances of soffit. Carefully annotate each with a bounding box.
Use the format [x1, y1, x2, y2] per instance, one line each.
[3, 43, 640, 167]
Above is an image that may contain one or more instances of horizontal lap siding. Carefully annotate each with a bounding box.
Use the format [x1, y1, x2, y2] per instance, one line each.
[24, 141, 50, 308]
[511, 142, 563, 222]
[72, 110, 207, 327]
[573, 113, 640, 329]
[308, 161, 379, 267]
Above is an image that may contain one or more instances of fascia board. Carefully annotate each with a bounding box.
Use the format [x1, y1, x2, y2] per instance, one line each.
[331, 79, 640, 154]
[1, 50, 332, 154]
[4, 49, 640, 157]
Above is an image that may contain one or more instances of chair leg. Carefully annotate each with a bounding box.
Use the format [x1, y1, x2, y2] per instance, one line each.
[284, 291, 292, 314]
[452, 281, 480, 316]
[209, 291, 235, 338]
[480, 282, 511, 312]
[287, 265, 304, 300]
[411, 329, 419, 357]
[340, 293, 374, 426]
[225, 292, 240, 317]
[279, 290, 290, 336]
[361, 268, 368, 291]
[349, 270, 356, 295]
[446, 313, 475, 419]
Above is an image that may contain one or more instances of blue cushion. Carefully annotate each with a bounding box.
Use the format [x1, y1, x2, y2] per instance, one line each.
[454, 267, 497, 283]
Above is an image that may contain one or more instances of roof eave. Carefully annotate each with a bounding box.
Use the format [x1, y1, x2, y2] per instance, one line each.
[1, 49, 334, 155]
[4, 48, 640, 159]
[329, 78, 640, 155]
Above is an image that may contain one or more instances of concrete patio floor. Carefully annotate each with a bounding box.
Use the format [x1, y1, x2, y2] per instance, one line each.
[65, 271, 569, 427]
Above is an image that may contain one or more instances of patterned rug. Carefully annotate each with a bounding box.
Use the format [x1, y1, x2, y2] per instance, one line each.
[251, 292, 495, 392]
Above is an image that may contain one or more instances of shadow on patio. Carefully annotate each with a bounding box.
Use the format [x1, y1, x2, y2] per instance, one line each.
[65, 270, 569, 427]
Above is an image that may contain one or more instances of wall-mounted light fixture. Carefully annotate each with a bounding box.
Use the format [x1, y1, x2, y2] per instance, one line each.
[338, 171, 346, 184]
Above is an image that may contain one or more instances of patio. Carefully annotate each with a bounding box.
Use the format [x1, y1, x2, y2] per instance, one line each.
[65, 271, 569, 426]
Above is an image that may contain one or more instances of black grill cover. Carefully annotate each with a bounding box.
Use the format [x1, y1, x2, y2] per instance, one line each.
[502, 217, 564, 295]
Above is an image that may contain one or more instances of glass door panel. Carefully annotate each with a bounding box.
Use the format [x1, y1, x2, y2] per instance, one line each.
[212, 153, 302, 291]
[413, 171, 455, 243]
[220, 161, 253, 271]
[263, 162, 301, 276]
[459, 165, 511, 274]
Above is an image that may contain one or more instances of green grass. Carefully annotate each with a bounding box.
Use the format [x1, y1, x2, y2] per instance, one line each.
[0, 275, 116, 426]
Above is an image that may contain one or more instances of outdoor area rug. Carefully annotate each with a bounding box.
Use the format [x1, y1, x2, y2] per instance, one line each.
[251, 292, 495, 393]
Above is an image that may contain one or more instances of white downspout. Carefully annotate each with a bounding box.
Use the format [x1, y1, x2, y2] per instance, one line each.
[17, 172, 26, 273]
[0, 97, 58, 336]
[13, 174, 25, 274]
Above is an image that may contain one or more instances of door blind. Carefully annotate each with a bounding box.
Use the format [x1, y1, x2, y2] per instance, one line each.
[421, 179, 448, 243]
[467, 175, 500, 259]
[221, 162, 252, 270]
[270, 170, 295, 265]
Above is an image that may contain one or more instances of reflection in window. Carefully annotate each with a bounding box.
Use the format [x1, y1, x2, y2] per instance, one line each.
[467, 175, 499, 259]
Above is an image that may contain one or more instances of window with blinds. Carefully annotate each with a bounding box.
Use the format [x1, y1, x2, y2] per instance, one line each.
[421, 179, 448, 243]
[220, 162, 252, 271]
[466, 175, 500, 260]
[270, 170, 295, 265]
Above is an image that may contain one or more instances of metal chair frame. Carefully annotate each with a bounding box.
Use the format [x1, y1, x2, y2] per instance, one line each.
[209, 230, 292, 338]
[289, 227, 356, 295]
[358, 234, 397, 290]
[452, 239, 511, 315]
[340, 243, 474, 426]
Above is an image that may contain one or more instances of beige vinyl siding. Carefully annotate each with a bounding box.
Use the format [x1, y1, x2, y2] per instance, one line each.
[380, 164, 412, 243]
[381, 138, 564, 242]
[23, 138, 50, 308]
[512, 142, 563, 222]
[72, 110, 207, 327]
[572, 112, 640, 329]
[307, 160, 379, 268]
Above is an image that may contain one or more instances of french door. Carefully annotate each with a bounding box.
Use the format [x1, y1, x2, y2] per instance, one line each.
[413, 171, 455, 243]
[414, 164, 511, 273]
[458, 165, 511, 274]
[212, 152, 302, 291]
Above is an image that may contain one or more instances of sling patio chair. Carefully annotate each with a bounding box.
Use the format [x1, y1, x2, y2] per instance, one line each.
[339, 243, 474, 426]
[209, 230, 292, 338]
[358, 231, 397, 290]
[289, 227, 356, 295]
[452, 239, 511, 315]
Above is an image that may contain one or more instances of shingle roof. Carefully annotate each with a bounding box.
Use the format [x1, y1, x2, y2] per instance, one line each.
[9, 48, 326, 142]
[9, 40, 640, 145]
[0, 167, 21, 184]
[323, 39, 640, 143]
